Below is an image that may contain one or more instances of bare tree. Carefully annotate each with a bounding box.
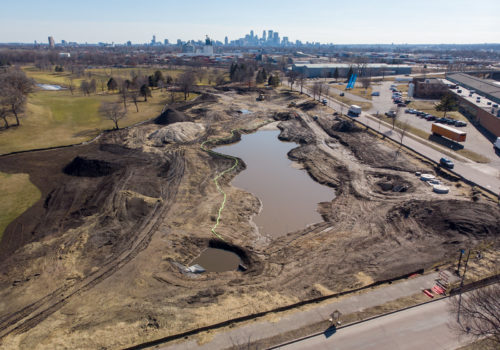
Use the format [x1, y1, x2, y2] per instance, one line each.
[0, 68, 34, 126]
[298, 74, 305, 94]
[178, 71, 196, 100]
[80, 80, 90, 96]
[130, 90, 140, 112]
[391, 106, 402, 130]
[361, 77, 371, 93]
[449, 285, 500, 348]
[287, 71, 299, 91]
[67, 77, 74, 95]
[119, 80, 129, 109]
[99, 101, 127, 130]
[0, 106, 10, 129]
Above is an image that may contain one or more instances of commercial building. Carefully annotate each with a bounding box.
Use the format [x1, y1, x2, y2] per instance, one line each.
[48, 36, 55, 49]
[412, 78, 448, 99]
[446, 72, 500, 105]
[291, 63, 412, 78]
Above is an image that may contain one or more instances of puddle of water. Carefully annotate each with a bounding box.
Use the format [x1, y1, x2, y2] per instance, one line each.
[240, 109, 252, 114]
[191, 248, 241, 272]
[37, 84, 64, 91]
[214, 130, 334, 237]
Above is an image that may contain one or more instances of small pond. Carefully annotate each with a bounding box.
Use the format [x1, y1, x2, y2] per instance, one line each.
[214, 129, 334, 237]
[191, 248, 241, 272]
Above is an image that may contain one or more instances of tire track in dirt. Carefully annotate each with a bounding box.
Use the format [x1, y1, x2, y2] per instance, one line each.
[0, 150, 185, 340]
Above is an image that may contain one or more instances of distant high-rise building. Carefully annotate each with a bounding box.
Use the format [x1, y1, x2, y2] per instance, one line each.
[61, 40, 67, 45]
[127, 41, 132, 46]
[164, 39, 169, 45]
[151, 35, 156, 45]
[273, 32, 279, 45]
[224, 36, 228, 45]
[250, 30, 254, 39]
[48, 36, 55, 49]
[262, 30, 266, 41]
[268, 30, 273, 42]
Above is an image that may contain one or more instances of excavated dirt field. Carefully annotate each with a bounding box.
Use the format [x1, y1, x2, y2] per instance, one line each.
[0, 88, 499, 349]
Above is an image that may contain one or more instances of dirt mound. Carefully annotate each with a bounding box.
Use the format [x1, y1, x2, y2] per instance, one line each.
[148, 122, 205, 145]
[198, 93, 218, 103]
[63, 156, 119, 177]
[388, 200, 500, 238]
[153, 109, 189, 125]
[297, 101, 318, 111]
[333, 120, 362, 133]
[274, 112, 292, 121]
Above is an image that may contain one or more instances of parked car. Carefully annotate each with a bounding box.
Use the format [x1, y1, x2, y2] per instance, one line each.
[426, 115, 437, 121]
[416, 111, 426, 117]
[436, 117, 447, 123]
[445, 118, 456, 125]
[340, 92, 345, 96]
[439, 157, 454, 169]
[321, 99, 327, 105]
[454, 120, 467, 127]
[385, 110, 396, 118]
[397, 103, 406, 107]
[457, 89, 462, 93]
[371, 91, 380, 96]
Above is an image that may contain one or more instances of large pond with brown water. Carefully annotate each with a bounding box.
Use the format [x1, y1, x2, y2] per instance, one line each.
[214, 128, 334, 238]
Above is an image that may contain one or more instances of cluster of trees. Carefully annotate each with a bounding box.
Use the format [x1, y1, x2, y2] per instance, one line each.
[0, 68, 34, 129]
[255, 68, 268, 84]
[268, 74, 280, 87]
[229, 62, 255, 84]
[311, 81, 329, 101]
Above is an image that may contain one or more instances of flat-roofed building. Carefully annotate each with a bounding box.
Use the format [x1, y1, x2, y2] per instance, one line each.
[291, 63, 412, 78]
[446, 72, 500, 105]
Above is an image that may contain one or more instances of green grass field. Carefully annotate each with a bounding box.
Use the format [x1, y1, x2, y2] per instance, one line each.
[0, 88, 197, 154]
[0, 172, 41, 241]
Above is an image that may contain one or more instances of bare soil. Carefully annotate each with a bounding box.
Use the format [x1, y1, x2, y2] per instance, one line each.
[0, 88, 498, 349]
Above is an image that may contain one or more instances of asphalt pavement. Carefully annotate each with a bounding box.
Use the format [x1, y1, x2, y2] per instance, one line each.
[277, 295, 471, 350]
[159, 272, 457, 350]
[300, 85, 500, 196]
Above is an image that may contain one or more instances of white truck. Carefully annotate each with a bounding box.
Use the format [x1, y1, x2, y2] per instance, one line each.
[348, 105, 362, 116]
[494, 137, 500, 151]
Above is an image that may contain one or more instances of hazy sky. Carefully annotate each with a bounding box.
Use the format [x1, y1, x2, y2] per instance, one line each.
[1, 0, 499, 44]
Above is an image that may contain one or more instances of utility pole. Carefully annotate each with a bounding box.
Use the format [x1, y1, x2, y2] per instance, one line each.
[456, 248, 465, 276]
[457, 249, 471, 324]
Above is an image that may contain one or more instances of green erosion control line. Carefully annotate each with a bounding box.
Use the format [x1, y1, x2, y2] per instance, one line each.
[200, 122, 271, 240]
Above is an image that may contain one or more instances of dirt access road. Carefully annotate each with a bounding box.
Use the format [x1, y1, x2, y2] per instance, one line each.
[0, 88, 498, 349]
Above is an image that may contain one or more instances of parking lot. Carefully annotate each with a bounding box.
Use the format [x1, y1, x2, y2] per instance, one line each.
[369, 79, 500, 168]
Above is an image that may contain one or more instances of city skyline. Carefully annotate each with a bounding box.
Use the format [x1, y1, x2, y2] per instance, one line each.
[1, 0, 499, 45]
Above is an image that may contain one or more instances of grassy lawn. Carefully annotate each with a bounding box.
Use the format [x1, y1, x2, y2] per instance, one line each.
[328, 82, 373, 100]
[0, 89, 197, 154]
[324, 90, 373, 110]
[0, 172, 41, 241]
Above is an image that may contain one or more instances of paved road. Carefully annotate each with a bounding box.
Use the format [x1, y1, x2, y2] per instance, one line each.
[277, 296, 470, 350]
[160, 272, 458, 350]
[299, 86, 500, 196]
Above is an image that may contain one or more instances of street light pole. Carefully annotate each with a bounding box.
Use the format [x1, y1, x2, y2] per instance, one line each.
[457, 249, 471, 324]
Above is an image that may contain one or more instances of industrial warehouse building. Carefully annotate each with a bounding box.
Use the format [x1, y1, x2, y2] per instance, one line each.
[291, 63, 412, 78]
[446, 72, 500, 105]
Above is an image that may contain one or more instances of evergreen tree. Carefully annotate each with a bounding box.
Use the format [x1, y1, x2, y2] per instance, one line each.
[107, 77, 117, 91]
[436, 93, 458, 118]
[333, 68, 339, 82]
[346, 66, 354, 82]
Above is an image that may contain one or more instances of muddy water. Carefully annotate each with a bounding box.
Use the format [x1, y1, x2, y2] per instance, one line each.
[214, 129, 334, 237]
[192, 248, 241, 272]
